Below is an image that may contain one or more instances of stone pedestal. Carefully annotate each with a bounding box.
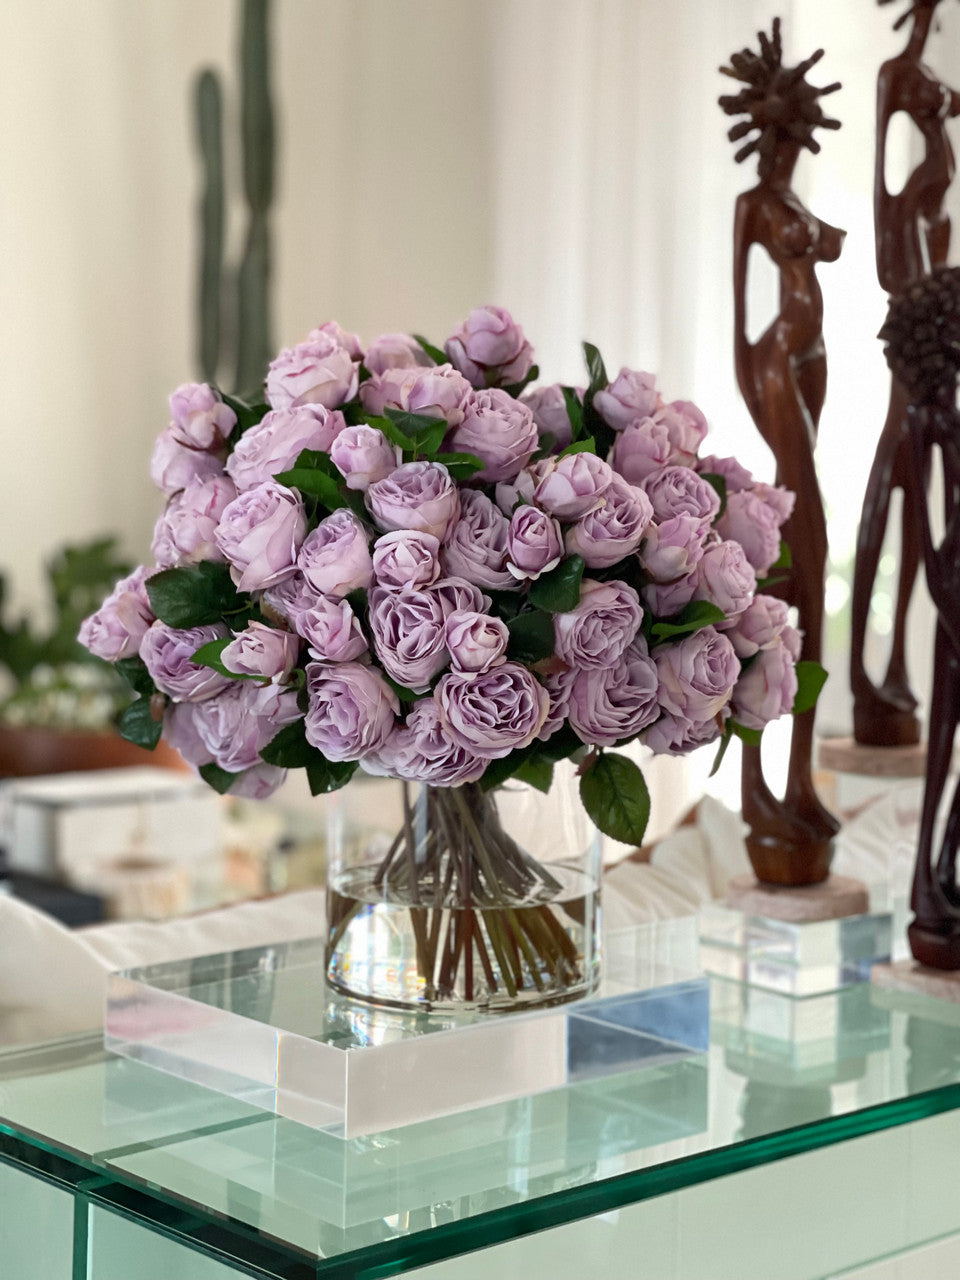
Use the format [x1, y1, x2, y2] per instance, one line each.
[818, 736, 926, 779]
[871, 958, 960, 1004]
[725, 873, 870, 923]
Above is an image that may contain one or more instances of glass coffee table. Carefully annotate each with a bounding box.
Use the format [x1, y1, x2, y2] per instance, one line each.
[3, 918, 960, 1279]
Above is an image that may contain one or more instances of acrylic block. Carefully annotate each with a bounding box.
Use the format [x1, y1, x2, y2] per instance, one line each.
[699, 901, 893, 996]
[105, 932, 708, 1140]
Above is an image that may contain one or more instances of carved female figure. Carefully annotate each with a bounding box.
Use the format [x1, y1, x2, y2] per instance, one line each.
[881, 267, 960, 969]
[851, 0, 960, 748]
[720, 20, 843, 883]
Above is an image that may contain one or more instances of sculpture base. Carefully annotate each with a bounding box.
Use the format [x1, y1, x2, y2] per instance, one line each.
[818, 736, 926, 779]
[725, 873, 869, 923]
[871, 958, 960, 1004]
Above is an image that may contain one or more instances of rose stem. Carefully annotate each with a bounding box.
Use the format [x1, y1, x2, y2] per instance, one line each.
[540, 906, 581, 966]
[401, 782, 421, 905]
[518, 909, 561, 978]
[474, 918, 498, 993]
[505, 909, 546, 991]
[327, 900, 363, 958]
[481, 911, 519, 997]
[373, 827, 406, 887]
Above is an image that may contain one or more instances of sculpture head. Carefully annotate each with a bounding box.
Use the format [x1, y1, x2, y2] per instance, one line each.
[719, 17, 841, 179]
[878, 0, 946, 36]
[880, 265, 960, 405]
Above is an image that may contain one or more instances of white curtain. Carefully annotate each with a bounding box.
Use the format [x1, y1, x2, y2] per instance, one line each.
[2, 0, 953, 832]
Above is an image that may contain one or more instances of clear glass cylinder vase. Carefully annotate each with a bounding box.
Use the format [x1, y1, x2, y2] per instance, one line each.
[325, 764, 602, 1013]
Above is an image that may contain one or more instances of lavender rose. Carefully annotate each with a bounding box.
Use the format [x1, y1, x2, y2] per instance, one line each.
[654, 399, 708, 464]
[564, 475, 653, 569]
[360, 363, 472, 427]
[163, 701, 214, 768]
[639, 515, 707, 582]
[444, 305, 534, 388]
[298, 510, 374, 599]
[643, 711, 723, 757]
[79, 567, 155, 662]
[296, 594, 368, 662]
[391, 700, 487, 786]
[364, 332, 431, 375]
[193, 682, 301, 773]
[534, 452, 614, 519]
[304, 661, 399, 761]
[642, 466, 721, 525]
[506, 505, 563, 580]
[431, 576, 490, 618]
[445, 610, 509, 673]
[266, 332, 358, 410]
[151, 475, 238, 568]
[260, 575, 316, 631]
[308, 321, 363, 360]
[230, 764, 288, 799]
[554, 578, 644, 669]
[221, 622, 300, 681]
[226, 405, 346, 491]
[693, 540, 757, 617]
[330, 425, 399, 490]
[441, 489, 515, 590]
[641, 573, 698, 618]
[521, 383, 578, 451]
[725, 595, 791, 659]
[731, 638, 798, 731]
[446, 388, 539, 482]
[140, 621, 232, 701]
[654, 626, 740, 721]
[609, 418, 672, 486]
[697, 454, 754, 494]
[594, 368, 659, 431]
[150, 429, 225, 496]
[168, 383, 236, 450]
[215, 481, 307, 592]
[495, 458, 555, 515]
[372, 530, 441, 589]
[435, 662, 549, 759]
[568, 640, 660, 746]
[366, 461, 461, 542]
[368, 585, 449, 690]
[752, 482, 795, 525]
[716, 489, 785, 575]
[537, 666, 577, 743]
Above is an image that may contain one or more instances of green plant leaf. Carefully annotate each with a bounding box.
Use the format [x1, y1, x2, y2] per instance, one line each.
[579, 751, 650, 845]
[199, 762, 240, 794]
[772, 539, 792, 570]
[532, 431, 558, 461]
[700, 472, 728, 520]
[383, 675, 421, 703]
[416, 418, 449, 458]
[582, 342, 608, 395]
[411, 333, 446, 366]
[506, 610, 556, 664]
[146, 563, 242, 628]
[650, 600, 726, 642]
[117, 697, 162, 750]
[219, 391, 269, 434]
[730, 720, 763, 746]
[191, 636, 265, 681]
[371, 415, 416, 451]
[273, 466, 344, 509]
[529, 555, 586, 613]
[384, 408, 450, 444]
[306, 757, 359, 795]
[559, 437, 596, 458]
[513, 755, 554, 794]
[114, 656, 155, 699]
[259, 720, 315, 768]
[792, 660, 828, 716]
[479, 743, 536, 792]
[562, 386, 583, 442]
[539, 723, 587, 763]
[709, 729, 733, 778]
[433, 452, 485, 479]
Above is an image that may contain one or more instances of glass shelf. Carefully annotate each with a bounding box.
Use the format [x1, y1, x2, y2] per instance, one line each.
[4, 917, 960, 1277]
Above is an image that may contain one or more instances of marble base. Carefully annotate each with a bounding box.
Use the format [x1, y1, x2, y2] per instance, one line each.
[818, 736, 927, 779]
[725, 874, 870, 923]
[871, 958, 960, 1004]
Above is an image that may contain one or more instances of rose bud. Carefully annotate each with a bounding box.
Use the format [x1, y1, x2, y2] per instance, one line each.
[372, 529, 442, 590]
[168, 382, 236, 450]
[593, 367, 659, 431]
[298, 510, 374, 599]
[444, 610, 509, 674]
[305, 661, 399, 761]
[140, 621, 232, 701]
[220, 621, 300, 681]
[506, 505, 564, 580]
[553, 578, 644, 669]
[365, 460, 461, 542]
[444, 305, 534, 388]
[266, 331, 358, 410]
[79, 567, 155, 662]
[446, 388, 539, 483]
[214, 481, 307, 592]
[226, 405, 347, 491]
[330, 424, 400, 490]
[534, 452, 614, 520]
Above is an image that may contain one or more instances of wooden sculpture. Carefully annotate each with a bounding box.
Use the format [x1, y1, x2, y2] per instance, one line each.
[880, 266, 960, 969]
[850, 0, 960, 748]
[720, 19, 843, 885]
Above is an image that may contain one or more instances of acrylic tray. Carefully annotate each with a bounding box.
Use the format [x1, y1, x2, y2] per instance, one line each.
[105, 926, 708, 1139]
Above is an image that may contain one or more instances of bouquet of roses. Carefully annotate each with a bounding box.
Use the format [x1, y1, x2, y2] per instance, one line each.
[80, 305, 818, 853]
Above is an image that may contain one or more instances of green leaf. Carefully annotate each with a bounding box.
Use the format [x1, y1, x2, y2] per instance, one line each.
[191, 636, 266, 682]
[502, 364, 540, 398]
[370, 415, 416, 451]
[650, 600, 726, 642]
[479, 744, 537, 792]
[561, 387, 584, 442]
[114, 656, 155, 699]
[384, 408, 450, 445]
[539, 723, 587, 763]
[415, 418, 449, 458]
[306, 757, 359, 795]
[532, 431, 558, 461]
[506, 610, 556, 664]
[579, 752, 650, 846]
[709, 729, 733, 778]
[411, 333, 446, 365]
[559, 437, 596, 458]
[433, 451, 485, 479]
[259, 720, 315, 768]
[146, 563, 242, 628]
[273, 466, 345, 510]
[117, 697, 162, 750]
[219, 392, 269, 434]
[730, 720, 763, 746]
[199, 762, 240, 794]
[700, 472, 728, 520]
[792, 660, 828, 716]
[513, 755, 554, 794]
[582, 342, 608, 395]
[529, 555, 586, 613]
[772, 539, 792, 570]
